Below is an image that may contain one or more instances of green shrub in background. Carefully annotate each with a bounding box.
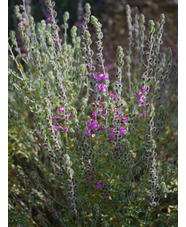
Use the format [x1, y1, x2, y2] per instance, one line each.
[8, 0, 177, 226]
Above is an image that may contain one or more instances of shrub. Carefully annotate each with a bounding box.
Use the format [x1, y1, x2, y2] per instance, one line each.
[8, 0, 177, 226]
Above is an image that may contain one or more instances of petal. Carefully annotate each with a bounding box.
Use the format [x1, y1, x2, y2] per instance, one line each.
[141, 88, 147, 92]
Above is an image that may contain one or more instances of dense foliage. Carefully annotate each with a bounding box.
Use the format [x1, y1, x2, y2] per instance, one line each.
[8, 0, 177, 226]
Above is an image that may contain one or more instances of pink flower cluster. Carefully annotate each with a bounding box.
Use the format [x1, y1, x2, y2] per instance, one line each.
[92, 111, 97, 118]
[96, 83, 106, 92]
[84, 118, 99, 136]
[135, 87, 147, 117]
[85, 106, 108, 136]
[58, 106, 64, 113]
[95, 180, 102, 189]
[107, 126, 127, 142]
[92, 109, 106, 118]
[93, 72, 109, 92]
[135, 87, 146, 104]
[93, 72, 109, 82]
[86, 119, 98, 129]
[52, 107, 73, 133]
[137, 96, 144, 104]
[54, 124, 68, 133]
[86, 178, 102, 189]
[109, 93, 116, 98]
[122, 117, 128, 123]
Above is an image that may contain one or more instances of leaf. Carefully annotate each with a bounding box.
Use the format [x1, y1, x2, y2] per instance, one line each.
[68, 141, 73, 148]
[17, 63, 22, 70]
[110, 179, 116, 186]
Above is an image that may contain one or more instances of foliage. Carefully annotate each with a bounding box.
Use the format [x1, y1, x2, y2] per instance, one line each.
[8, 0, 177, 226]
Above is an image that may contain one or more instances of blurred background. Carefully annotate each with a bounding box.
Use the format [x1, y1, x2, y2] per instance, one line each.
[8, 0, 177, 53]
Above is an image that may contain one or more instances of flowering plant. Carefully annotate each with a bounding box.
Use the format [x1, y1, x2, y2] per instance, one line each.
[8, 0, 177, 226]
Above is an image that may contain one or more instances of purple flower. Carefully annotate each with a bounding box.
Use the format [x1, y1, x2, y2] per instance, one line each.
[43, 13, 50, 23]
[122, 117, 128, 123]
[67, 113, 73, 119]
[18, 20, 24, 25]
[63, 127, 68, 131]
[86, 177, 91, 181]
[96, 84, 102, 91]
[97, 101, 103, 106]
[90, 121, 98, 130]
[119, 126, 127, 135]
[153, 105, 156, 110]
[94, 72, 109, 81]
[85, 129, 91, 136]
[92, 111, 97, 118]
[94, 74, 102, 82]
[109, 129, 115, 138]
[86, 119, 92, 127]
[96, 83, 106, 92]
[142, 105, 146, 109]
[100, 109, 106, 115]
[54, 126, 58, 133]
[143, 112, 146, 117]
[86, 119, 98, 130]
[109, 93, 116, 98]
[58, 107, 64, 113]
[54, 125, 61, 133]
[137, 96, 143, 104]
[52, 116, 57, 120]
[115, 114, 119, 119]
[137, 113, 141, 117]
[101, 72, 109, 80]
[135, 92, 139, 96]
[95, 181, 102, 189]
[141, 88, 146, 92]
[98, 126, 105, 131]
[43, 13, 50, 19]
